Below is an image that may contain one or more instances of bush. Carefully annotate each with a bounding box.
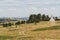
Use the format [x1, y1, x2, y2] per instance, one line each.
[8, 23, 13, 26]
[3, 24, 8, 27]
[20, 21, 25, 24]
[26, 20, 34, 24]
[2, 23, 13, 27]
[15, 21, 20, 25]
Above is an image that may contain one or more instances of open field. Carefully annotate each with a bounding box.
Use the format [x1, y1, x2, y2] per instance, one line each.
[0, 21, 60, 40]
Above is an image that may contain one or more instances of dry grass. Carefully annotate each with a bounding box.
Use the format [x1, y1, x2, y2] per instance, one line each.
[0, 21, 60, 40]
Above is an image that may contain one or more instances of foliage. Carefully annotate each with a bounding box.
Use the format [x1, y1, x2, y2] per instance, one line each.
[2, 23, 13, 27]
[15, 21, 20, 25]
[3, 24, 8, 27]
[42, 14, 46, 21]
[20, 21, 25, 24]
[36, 13, 41, 21]
[28, 14, 39, 24]
[27, 13, 50, 24]
[45, 15, 50, 21]
[54, 17, 59, 21]
[8, 23, 13, 26]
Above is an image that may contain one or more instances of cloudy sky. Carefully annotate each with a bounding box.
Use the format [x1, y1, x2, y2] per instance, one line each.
[0, 0, 60, 17]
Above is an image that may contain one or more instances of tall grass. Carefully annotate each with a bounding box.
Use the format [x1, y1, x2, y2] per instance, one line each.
[33, 25, 60, 31]
[0, 36, 14, 40]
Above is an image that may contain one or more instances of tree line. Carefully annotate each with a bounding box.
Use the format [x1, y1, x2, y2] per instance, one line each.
[2, 21, 25, 27]
[27, 13, 50, 23]
[27, 13, 59, 23]
[1, 13, 59, 27]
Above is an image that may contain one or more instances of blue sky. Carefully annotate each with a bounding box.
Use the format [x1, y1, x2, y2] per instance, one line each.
[0, 0, 60, 17]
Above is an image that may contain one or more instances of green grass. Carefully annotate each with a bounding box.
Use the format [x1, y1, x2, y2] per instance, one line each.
[0, 36, 15, 40]
[0, 35, 33, 40]
[18, 37, 33, 40]
[33, 25, 60, 31]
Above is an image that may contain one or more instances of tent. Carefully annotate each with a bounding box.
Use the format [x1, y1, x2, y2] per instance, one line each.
[49, 17, 55, 25]
[49, 17, 55, 22]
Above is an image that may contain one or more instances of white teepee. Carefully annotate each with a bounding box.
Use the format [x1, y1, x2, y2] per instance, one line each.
[49, 17, 55, 25]
[49, 17, 55, 22]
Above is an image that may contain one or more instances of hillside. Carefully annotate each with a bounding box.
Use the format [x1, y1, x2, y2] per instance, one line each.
[0, 21, 60, 40]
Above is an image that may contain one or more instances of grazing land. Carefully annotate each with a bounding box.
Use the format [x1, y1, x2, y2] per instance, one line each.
[0, 21, 60, 40]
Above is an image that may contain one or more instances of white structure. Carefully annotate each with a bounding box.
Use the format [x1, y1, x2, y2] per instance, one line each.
[49, 17, 55, 25]
[49, 17, 55, 22]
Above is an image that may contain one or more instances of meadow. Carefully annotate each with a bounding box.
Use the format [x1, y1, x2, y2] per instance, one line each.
[0, 21, 60, 40]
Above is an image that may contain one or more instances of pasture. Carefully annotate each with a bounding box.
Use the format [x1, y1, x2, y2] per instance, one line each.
[0, 21, 60, 40]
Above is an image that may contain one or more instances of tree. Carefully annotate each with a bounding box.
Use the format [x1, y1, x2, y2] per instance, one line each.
[29, 14, 34, 21]
[54, 17, 58, 21]
[20, 21, 25, 24]
[27, 13, 50, 24]
[28, 14, 37, 23]
[28, 14, 40, 24]
[3, 24, 8, 27]
[2, 23, 13, 27]
[46, 15, 50, 21]
[8, 23, 13, 26]
[33, 14, 37, 24]
[15, 21, 20, 27]
[36, 13, 41, 21]
[42, 14, 46, 21]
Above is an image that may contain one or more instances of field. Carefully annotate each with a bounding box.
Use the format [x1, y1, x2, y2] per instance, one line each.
[0, 21, 60, 40]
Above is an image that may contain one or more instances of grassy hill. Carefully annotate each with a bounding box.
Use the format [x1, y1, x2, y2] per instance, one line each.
[0, 21, 60, 40]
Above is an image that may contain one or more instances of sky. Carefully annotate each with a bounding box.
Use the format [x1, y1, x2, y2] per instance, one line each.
[0, 0, 60, 18]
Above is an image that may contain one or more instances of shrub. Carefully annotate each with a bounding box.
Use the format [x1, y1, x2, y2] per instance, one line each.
[2, 23, 13, 27]
[3, 24, 8, 27]
[15, 21, 20, 25]
[8, 23, 13, 26]
[20, 21, 25, 24]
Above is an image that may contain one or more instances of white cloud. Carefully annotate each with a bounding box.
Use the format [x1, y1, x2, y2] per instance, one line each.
[28, 7, 38, 11]
[0, 0, 59, 17]
[27, 7, 39, 14]
[27, 7, 59, 17]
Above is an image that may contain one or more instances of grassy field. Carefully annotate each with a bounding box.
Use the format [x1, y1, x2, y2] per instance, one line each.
[33, 25, 60, 31]
[0, 21, 60, 40]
